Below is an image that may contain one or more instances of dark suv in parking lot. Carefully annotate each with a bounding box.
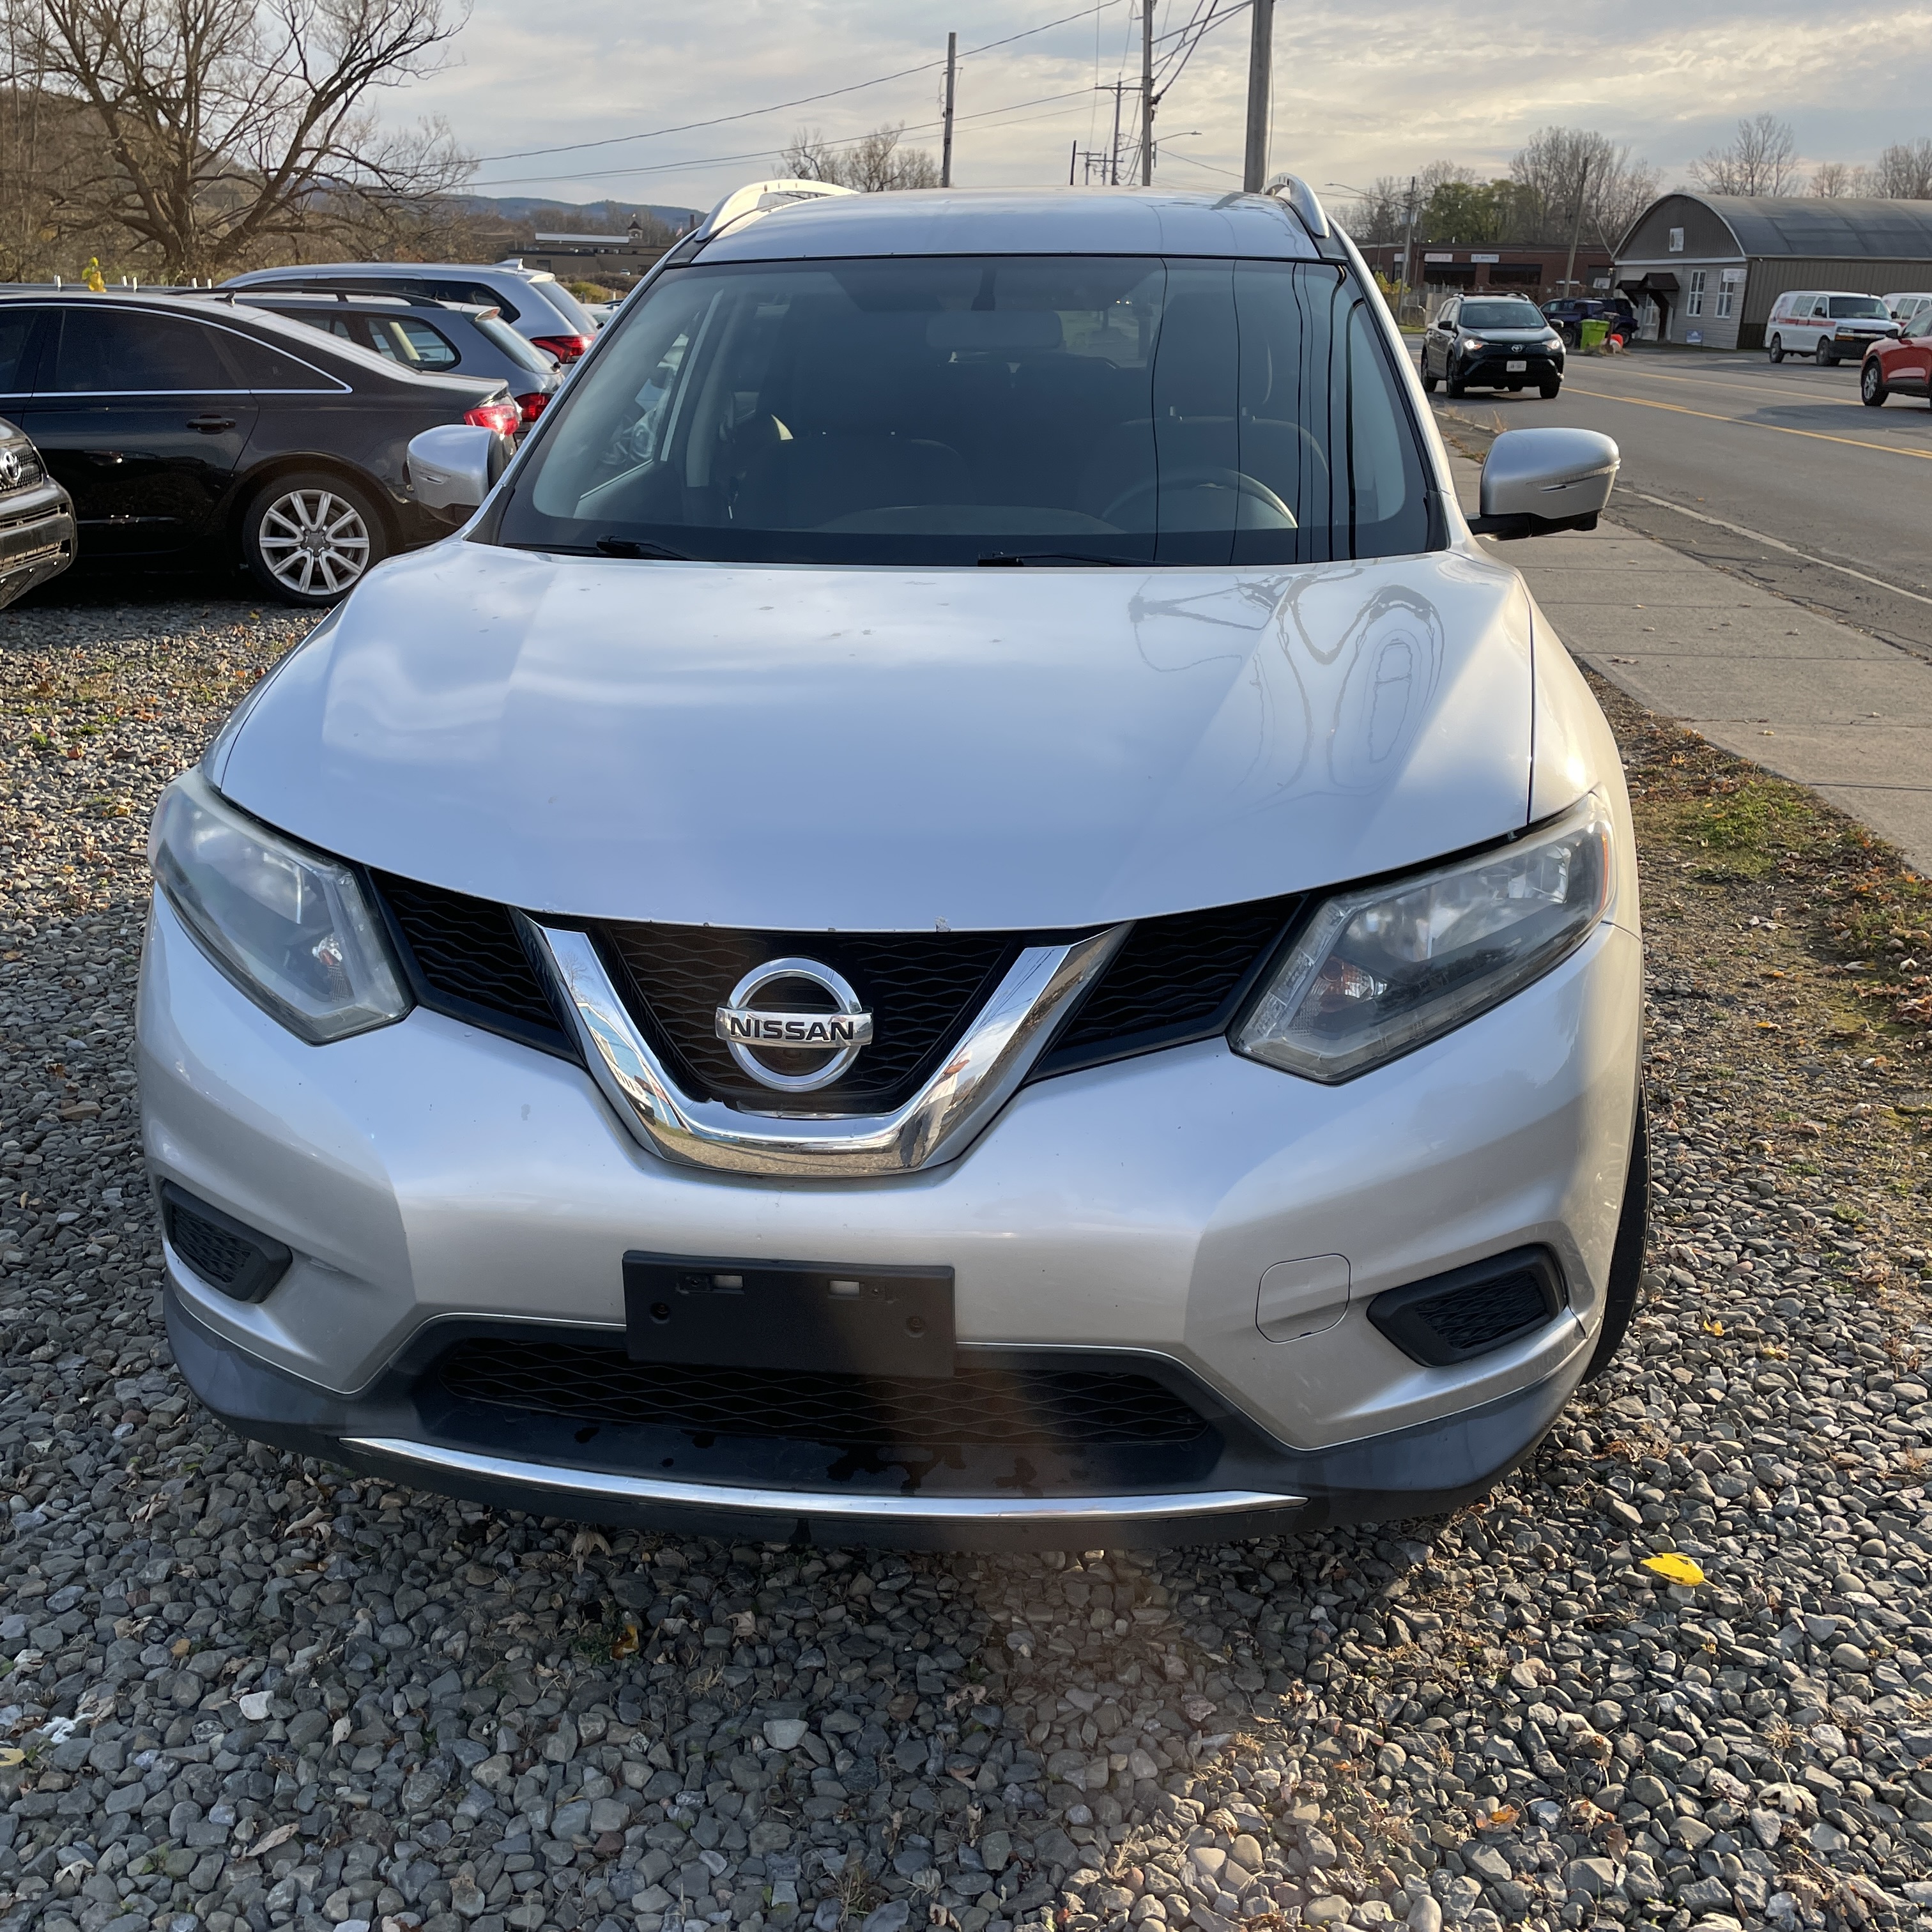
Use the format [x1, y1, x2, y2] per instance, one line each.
[1420, 294, 1567, 398]
[0, 292, 518, 603]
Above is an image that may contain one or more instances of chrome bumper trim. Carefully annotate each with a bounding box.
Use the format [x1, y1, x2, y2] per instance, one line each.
[525, 917, 1129, 1177]
[343, 1437, 1306, 1522]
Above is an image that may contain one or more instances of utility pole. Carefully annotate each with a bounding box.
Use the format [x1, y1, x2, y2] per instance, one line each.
[1108, 79, 1125, 185]
[940, 33, 957, 188]
[1562, 153, 1593, 296]
[1396, 174, 1418, 323]
[1140, 0, 1154, 186]
[1069, 139, 1078, 187]
[1243, 0, 1274, 194]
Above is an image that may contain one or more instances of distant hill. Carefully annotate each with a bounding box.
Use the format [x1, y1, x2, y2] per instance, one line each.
[459, 195, 701, 232]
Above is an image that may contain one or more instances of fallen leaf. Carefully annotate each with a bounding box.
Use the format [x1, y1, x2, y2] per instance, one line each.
[0, 1747, 22, 1768]
[243, 1821, 298, 1860]
[1643, 1552, 1706, 1587]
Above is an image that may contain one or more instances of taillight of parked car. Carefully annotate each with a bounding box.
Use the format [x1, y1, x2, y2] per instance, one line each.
[463, 400, 521, 437]
[515, 392, 549, 424]
[530, 334, 594, 364]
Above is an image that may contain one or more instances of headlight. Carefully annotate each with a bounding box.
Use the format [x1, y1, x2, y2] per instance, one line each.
[1233, 793, 1614, 1083]
[150, 768, 410, 1044]
[1462, 336, 1483, 353]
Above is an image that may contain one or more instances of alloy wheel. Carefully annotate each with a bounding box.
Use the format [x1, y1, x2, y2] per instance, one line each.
[256, 487, 372, 598]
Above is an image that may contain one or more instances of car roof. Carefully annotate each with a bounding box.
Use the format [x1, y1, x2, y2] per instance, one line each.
[694, 187, 1320, 264]
[224, 261, 532, 281]
[0, 291, 502, 395]
[234, 291, 498, 321]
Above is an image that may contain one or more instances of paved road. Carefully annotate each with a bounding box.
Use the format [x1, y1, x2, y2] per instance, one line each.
[1424, 346, 1932, 659]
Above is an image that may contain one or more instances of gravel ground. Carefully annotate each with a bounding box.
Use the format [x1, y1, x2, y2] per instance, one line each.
[1, 591, 1931, 1932]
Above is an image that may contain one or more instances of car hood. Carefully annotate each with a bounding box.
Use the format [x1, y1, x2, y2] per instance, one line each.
[214, 542, 1540, 931]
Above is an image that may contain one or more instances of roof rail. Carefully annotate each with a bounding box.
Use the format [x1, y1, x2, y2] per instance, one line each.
[691, 178, 859, 245]
[1263, 173, 1331, 241]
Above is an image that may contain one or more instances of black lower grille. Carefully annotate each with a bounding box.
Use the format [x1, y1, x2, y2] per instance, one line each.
[1367, 1248, 1565, 1367]
[161, 1183, 291, 1304]
[437, 1338, 1208, 1448]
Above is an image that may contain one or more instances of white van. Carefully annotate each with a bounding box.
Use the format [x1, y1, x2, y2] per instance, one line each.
[1766, 290, 1901, 365]
[1885, 291, 1932, 328]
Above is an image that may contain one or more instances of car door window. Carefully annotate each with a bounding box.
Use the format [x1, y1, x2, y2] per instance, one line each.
[53, 310, 236, 391]
[384, 317, 459, 368]
[1910, 311, 1932, 340]
[1811, 298, 1829, 319]
[427, 280, 519, 323]
[0, 309, 43, 393]
[218, 329, 342, 392]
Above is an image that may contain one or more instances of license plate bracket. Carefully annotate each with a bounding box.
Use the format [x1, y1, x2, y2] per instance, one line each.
[622, 1252, 956, 1377]
[1505, 358, 1528, 372]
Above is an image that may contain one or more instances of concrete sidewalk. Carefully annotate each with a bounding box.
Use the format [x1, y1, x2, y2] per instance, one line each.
[1448, 454, 1932, 873]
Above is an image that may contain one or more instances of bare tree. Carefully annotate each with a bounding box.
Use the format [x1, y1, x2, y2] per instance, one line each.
[10, 0, 473, 280]
[780, 123, 937, 193]
[1690, 114, 1799, 196]
[1808, 161, 1873, 198]
[1874, 137, 1932, 199]
[1331, 174, 1409, 245]
[1508, 125, 1659, 249]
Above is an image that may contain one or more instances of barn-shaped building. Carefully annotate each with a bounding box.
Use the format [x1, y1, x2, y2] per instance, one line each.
[1613, 193, 1932, 350]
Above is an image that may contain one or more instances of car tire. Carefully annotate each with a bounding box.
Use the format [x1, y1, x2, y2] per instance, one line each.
[1861, 359, 1887, 407]
[242, 470, 388, 607]
[1582, 1092, 1651, 1383]
[1420, 361, 1438, 394]
[1817, 340, 1837, 367]
[1540, 377, 1562, 398]
[1445, 374, 1466, 398]
[1768, 334, 1784, 363]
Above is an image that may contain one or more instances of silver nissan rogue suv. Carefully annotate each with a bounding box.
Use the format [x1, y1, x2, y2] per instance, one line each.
[140, 177, 1644, 1547]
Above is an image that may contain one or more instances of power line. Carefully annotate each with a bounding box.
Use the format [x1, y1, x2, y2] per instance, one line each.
[473, 0, 1119, 167]
[471, 89, 1100, 193]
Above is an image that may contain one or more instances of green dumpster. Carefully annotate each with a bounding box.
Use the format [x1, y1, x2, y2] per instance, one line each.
[1579, 317, 1611, 351]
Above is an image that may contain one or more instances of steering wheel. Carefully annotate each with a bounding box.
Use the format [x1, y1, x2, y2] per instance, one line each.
[1101, 466, 1296, 530]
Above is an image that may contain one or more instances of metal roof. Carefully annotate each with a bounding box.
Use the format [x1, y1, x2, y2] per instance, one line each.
[696, 187, 1319, 263]
[1664, 194, 1932, 259]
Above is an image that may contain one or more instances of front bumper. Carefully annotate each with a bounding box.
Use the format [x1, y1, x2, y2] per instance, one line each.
[0, 482, 75, 610]
[1459, 349, 1563, 385]
[139, 887, 1643, 1545]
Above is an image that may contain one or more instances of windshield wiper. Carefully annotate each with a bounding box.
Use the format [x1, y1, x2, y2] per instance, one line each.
[976, 550, 1135, 567]
[595, 535, 689, 560]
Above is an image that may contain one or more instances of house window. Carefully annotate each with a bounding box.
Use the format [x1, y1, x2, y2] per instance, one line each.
[1715, 277, 1735, 320]
[1687, 270, 1706, 317]
[1668, 227, 1685, 252]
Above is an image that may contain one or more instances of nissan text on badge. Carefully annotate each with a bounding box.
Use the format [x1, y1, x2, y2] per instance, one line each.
[139, 176, 1646, 1547]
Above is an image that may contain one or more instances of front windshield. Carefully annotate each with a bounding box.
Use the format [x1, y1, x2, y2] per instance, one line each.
[494, 254, 1434, 566]
[1828, 295, 1889, 319]
[1460, 300, 1545, 330]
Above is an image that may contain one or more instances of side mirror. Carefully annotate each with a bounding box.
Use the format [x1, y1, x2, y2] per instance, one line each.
[1470, 427, 1619, 539]
[407, 424, 511, 513]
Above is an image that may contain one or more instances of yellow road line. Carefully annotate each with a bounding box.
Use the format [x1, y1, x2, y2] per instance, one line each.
[1561, 385, 1932, 461]
[1616, 366, 1859, 404]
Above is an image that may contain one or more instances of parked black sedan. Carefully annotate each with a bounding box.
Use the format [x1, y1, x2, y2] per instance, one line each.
[0, 416, 75, 608]
[0, 292, 519, 604]
[1419, 294, 1567, 399]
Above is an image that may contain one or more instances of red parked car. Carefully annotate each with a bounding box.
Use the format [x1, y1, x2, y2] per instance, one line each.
[1862, 307, 1932, 406]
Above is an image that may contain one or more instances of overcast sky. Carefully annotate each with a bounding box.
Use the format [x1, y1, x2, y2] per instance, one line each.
[401, 0, 1932, 216]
